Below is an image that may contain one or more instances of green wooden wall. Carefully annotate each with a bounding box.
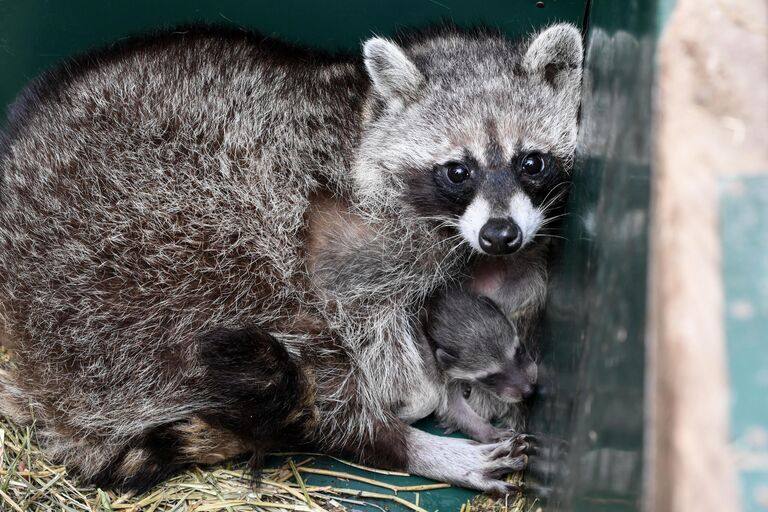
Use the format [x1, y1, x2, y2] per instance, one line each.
[0, 0, 586, 128]
[527, 1, 656, 511]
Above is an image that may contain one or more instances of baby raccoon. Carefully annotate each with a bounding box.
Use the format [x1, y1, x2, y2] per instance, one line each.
[423, 288, 537, 444]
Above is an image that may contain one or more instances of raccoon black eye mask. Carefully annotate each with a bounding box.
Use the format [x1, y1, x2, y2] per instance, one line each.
[0, 22, 582, 494]
[429, 149, 564, 254]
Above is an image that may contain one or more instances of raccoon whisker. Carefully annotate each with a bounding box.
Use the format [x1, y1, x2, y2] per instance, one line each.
[534, 233, 568, 241]
[538, 181, 572, 213]
[449, 238, 472, 261]
[442, 235, 465, 247]
[539, 192, 569, 216]
[539, 180, 571, 204]
[539, 199, 566, 220]
[417, 214, 450, 220]
[435, 237, 470, 270]
[419, 232, 464, 256]
[418, 215, 457, 223]
[541, 213, 571, 224]
[434, 221, 461, 231]
[538, 222, 568, 231]
[539, 212, 572, 226]
[418, 216, 461, 230]
[538, 228, 568, 237]
[428, 233, 463, 265]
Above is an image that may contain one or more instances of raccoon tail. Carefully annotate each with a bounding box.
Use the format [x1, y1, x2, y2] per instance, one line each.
[89, 325, 319, 492]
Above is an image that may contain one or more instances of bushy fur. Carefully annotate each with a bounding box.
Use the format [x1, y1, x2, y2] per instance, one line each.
[421, 286, 538, 443]
[0, 23, 582, 493]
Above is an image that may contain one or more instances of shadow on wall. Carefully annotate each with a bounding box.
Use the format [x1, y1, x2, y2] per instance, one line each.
[527, 2, 656, 511]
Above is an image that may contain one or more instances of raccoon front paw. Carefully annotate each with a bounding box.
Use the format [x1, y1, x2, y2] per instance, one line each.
[456, 437, 530, 494]
[471, 437, 530, 494]
[408, 428, 530, 494]
[508, 433, 533, 457]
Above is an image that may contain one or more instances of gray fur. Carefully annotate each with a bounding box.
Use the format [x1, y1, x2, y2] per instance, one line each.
[455, 240, 551, 437]
[0, 23, 582, 492]
[421, 284, 537, 443]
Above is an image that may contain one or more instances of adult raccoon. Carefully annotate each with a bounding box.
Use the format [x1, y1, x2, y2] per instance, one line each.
[0, 23, 582, 493]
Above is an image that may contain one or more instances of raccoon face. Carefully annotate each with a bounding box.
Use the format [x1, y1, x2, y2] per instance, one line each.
[436, 338, 538, 404]
[432, 149, 568, 255]
[356, 24, 583, 256]
[481, 344, 538, 403]
[428, 293, 538, 403]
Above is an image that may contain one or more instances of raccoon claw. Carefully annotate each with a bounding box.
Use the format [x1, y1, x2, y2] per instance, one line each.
[477, 429, 532, 451]
[466, 437, 530, 492]
[510, 433, 532, 456]
[479, 478, 525, 497]
[485, 453, 529, 478]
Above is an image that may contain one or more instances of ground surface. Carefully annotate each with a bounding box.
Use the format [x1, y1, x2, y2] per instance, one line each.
[0, 348, 529, 512]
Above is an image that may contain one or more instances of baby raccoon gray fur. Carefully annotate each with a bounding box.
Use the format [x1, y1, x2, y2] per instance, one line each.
[0, 23, 582, 493]
[422, 286, 537, 444]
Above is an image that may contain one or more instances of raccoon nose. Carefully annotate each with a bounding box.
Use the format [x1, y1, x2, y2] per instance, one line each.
[478, 218, 522, 255]
[499, 382, 535, 403]
[518, 383, 535, 399]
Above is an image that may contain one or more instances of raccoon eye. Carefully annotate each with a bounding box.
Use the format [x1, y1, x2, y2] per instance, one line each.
[520, 152, 546, 175]
[478, 373, 500, 387]
[445, 164, 471, 184]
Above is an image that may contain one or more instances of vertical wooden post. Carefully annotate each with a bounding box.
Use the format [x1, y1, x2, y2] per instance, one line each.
[647, 1, 767, 511]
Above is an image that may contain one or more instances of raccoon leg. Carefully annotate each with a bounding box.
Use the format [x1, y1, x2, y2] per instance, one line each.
[90, 325, 318, 492]
[406, 427, 529, 494]
[322, 398, 528, 494]
[437, 383, 517, 444]
[329, 414, 530, 494]
[343, 419, 528, 494]
[314, 359, 528, 494]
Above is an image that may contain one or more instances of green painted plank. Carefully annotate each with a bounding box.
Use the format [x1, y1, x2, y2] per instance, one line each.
[285, 421, 477, 512]
[0, 0, 586, 128]
[721, 175, 768, 512]
[656, 0, 678, 35]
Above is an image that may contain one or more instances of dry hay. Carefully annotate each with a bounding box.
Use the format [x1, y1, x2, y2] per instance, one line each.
[0, 347, 526, 511]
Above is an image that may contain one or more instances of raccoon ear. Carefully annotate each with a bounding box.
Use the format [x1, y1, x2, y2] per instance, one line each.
[524, 24, 583, 91]
[363, 37, 424, 109]
[435, 348, 458, 368]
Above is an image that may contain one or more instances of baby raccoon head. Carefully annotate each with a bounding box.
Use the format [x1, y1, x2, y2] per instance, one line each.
[355, 24, 583, 255]
[425, 293, 538, 403]
[434, 326, 538, 404]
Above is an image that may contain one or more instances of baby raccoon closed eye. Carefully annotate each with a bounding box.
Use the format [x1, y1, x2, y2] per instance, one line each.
[423, 288, 537, 443]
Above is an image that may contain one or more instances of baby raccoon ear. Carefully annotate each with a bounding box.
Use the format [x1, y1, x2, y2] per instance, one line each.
[363, 37, 425, 109]
[524, 23, 583, 91]
[435, 348, 458, 368]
